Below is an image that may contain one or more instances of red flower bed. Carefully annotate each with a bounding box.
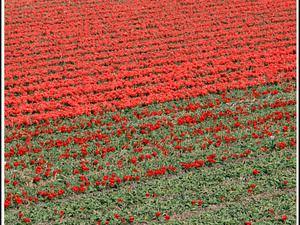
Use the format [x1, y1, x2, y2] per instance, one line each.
[4, 0, 296, 127]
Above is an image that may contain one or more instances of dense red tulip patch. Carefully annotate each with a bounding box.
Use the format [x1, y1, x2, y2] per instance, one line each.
[4, 0, 296, 127]
[4, 0, 297, 224]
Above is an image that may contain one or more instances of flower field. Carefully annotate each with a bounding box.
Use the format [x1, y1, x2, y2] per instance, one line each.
[4, 0, 297, 224]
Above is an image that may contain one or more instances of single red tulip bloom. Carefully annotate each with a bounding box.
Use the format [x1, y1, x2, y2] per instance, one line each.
[164, 215, 170, 220]
[281, 216, 287, 220]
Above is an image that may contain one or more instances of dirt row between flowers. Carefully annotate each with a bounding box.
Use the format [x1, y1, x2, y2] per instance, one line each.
[7, 147, 296, 213]
[36, 184, 296, 225]
[37, 165, 297, 225]
[139, 187, 296, 224]
[28, 153, 296, 224]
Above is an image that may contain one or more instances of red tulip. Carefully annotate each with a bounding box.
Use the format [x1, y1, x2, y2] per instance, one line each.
[281, 216, 287, 220]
